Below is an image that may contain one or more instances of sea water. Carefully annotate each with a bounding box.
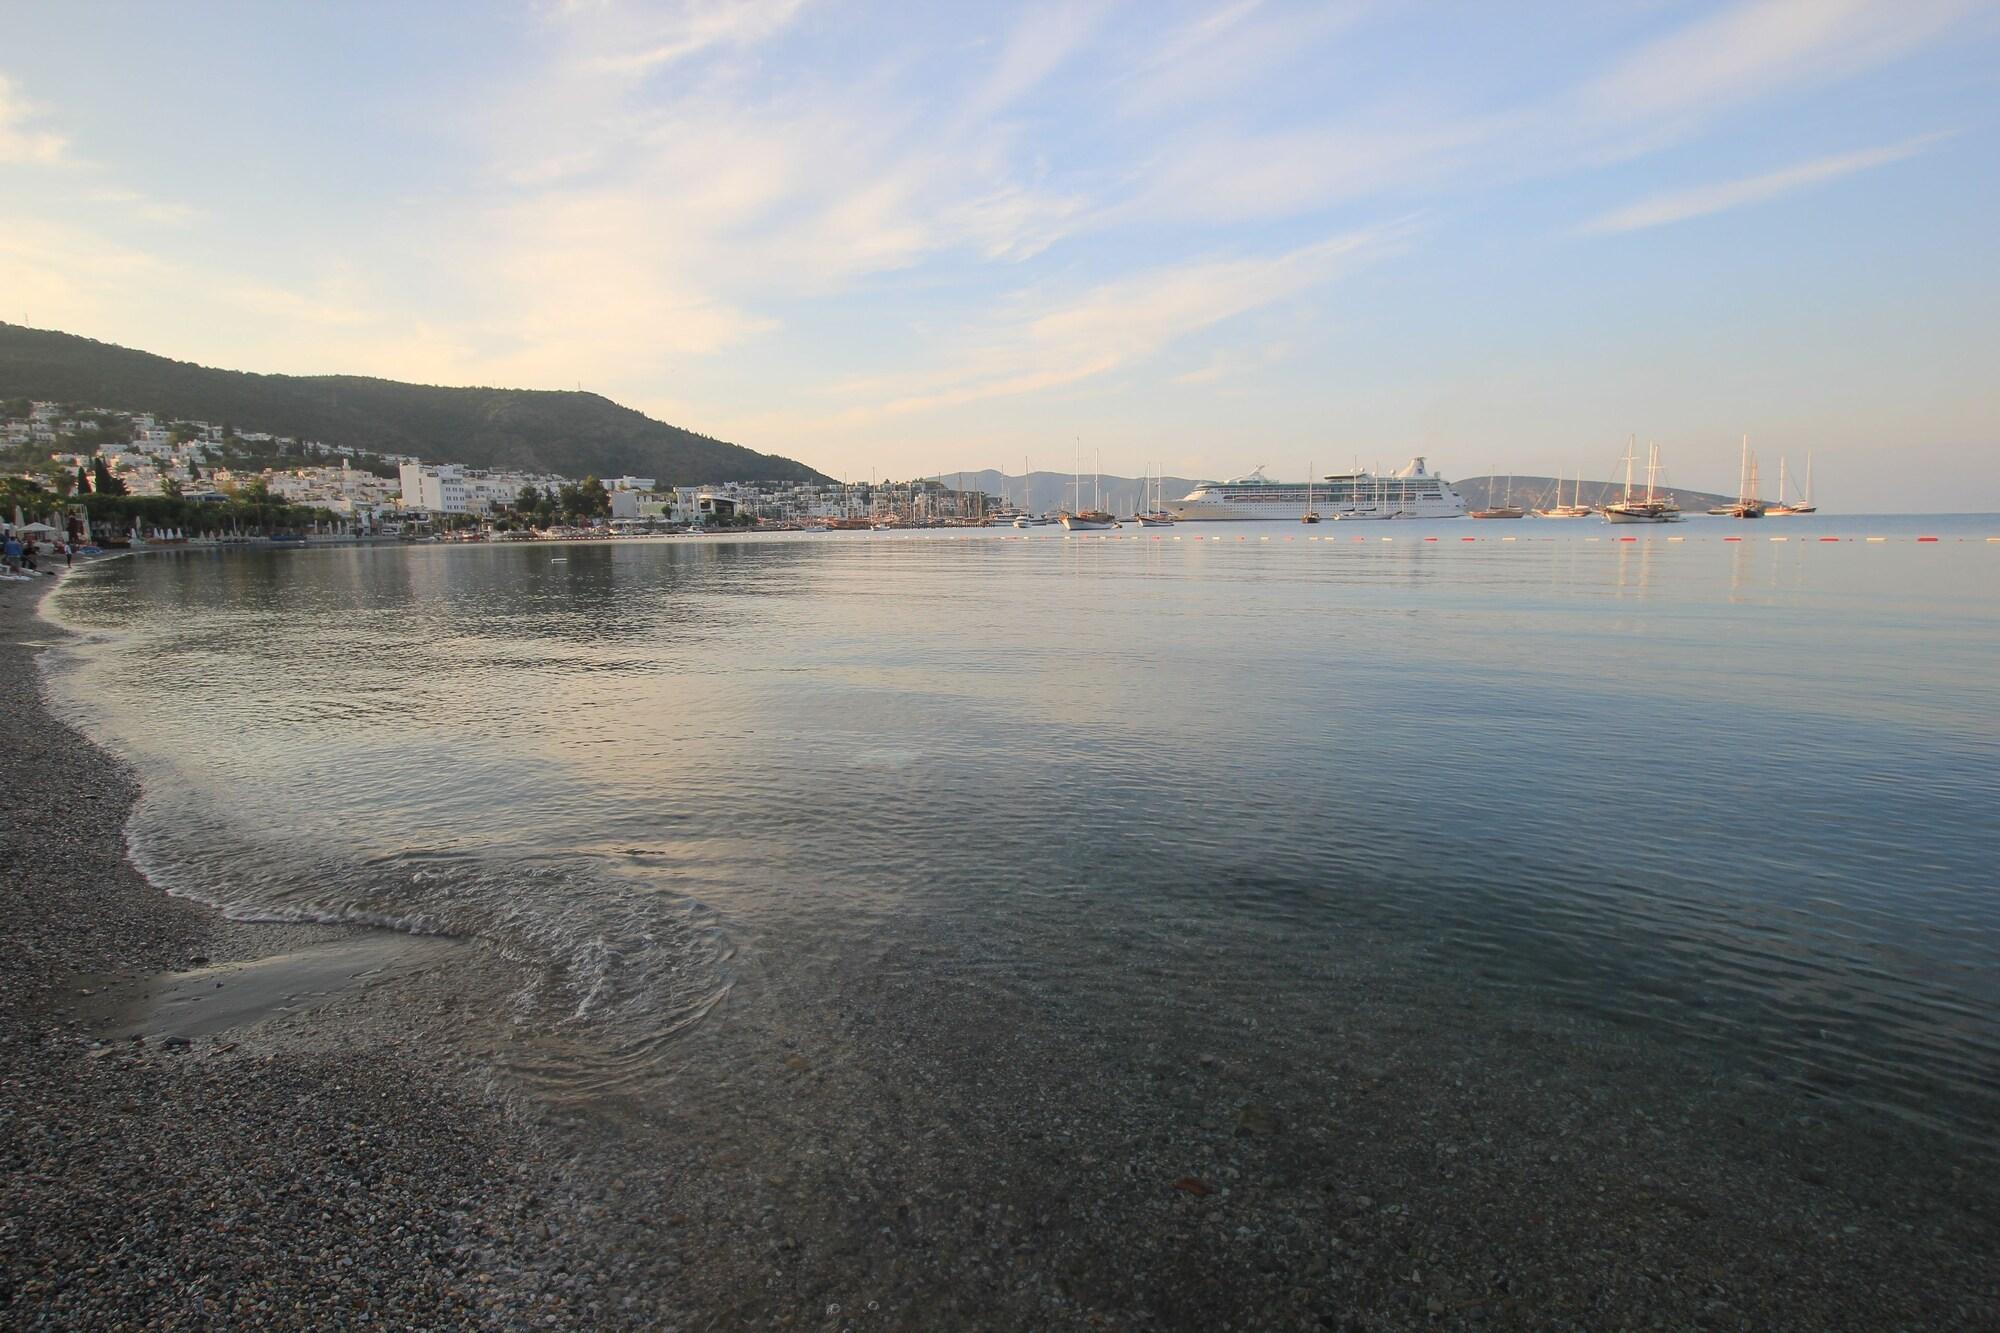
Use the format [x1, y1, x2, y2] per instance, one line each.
[42, 516, 2000, 1144]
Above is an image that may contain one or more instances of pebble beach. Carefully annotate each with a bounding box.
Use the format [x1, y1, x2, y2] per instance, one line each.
[1, 568, 615, 1328]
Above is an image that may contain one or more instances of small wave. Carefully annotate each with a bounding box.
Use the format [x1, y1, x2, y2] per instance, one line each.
[121, 783, 734, 1099]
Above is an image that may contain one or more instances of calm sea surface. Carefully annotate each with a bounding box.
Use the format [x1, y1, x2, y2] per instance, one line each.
[43, 516, 2000, 1145]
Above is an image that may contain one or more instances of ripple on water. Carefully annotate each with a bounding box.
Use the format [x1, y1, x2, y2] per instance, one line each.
[37, 533, 2000, 1146]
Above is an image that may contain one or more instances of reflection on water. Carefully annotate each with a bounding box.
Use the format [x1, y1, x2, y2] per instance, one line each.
[43, 521, 2000, 1141]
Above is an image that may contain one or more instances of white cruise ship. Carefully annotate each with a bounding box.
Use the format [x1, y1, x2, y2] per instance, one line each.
[1166, 458, 1467, 521]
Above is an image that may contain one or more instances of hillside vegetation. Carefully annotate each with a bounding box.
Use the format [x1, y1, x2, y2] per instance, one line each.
[0, 323, 827, 485]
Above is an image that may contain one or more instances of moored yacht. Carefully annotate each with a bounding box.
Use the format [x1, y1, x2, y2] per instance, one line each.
[1534, 471, 1594, 518]
[1469, 468, 1527, 518]
[1717, 435, 1766, 518]
[1765, 454, 1818, 515]
[1129, 465, 1176, 526]
[1059, 444, 1119, 530]
[1603, 439, 1681, 524]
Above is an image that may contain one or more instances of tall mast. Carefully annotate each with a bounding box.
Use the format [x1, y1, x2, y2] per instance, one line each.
[1622, 436, 1636, 504]
[1778, 456, 1788, 505]
[1645, 442, 1658, 503]
[1093, 449, 1101, 512]
[1804, 452, 1813, 507]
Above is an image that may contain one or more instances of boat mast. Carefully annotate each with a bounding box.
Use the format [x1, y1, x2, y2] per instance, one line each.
[1622, 436, 1636, 504]
[1804, 452, 1813, 507]
[1645, 442, 1658, 503]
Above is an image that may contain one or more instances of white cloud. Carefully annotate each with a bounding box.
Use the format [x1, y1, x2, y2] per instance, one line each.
[0, 74, 66, 163]
[962, 4, 1107, 120]
[1575, 0, 1974, 143]
[1109, 116, 1503, 226]
[1115, 0, 1368, 117]
[867, 223, 1409, 415]
[579, 0, 812, 76]
[91, 188, 204, 226]
[1579, 137, 1939, 234]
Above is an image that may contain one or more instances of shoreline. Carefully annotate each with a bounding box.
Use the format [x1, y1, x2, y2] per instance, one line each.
[7, 560, 1999, 1329]
[1, 567, 626, 1328]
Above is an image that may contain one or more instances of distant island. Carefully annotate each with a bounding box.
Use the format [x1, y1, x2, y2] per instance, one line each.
[0, 323, 828, 488]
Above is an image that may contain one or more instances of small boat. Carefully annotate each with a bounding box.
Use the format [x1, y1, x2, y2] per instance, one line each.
[1301, 460, 1321, 523]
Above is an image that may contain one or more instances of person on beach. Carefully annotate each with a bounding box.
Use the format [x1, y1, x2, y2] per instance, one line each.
[2, 533, 21, 575]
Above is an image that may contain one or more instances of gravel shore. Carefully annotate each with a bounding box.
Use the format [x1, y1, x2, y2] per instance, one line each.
[1, 568, 616, 1329]
[6, 560, 1997, 1330]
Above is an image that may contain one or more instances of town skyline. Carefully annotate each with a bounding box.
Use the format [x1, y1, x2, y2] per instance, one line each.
[3, 1, 1997, 509]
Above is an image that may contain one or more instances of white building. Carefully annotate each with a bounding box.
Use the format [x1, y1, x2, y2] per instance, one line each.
[400, 462, 472, 514]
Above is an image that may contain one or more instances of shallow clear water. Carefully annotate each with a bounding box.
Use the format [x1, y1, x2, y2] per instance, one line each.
[43, 517, 2000, 1142]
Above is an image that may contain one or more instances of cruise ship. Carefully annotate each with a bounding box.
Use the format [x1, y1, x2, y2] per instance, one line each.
[1166, 458, 1468, 521]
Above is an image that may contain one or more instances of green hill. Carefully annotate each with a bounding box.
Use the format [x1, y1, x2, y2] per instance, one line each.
[0, 323, 828, 485]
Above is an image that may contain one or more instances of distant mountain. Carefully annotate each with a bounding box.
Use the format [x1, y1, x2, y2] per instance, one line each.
[1457, 475, 1742, 512]
[941, 469, 1747, 515]
[0, 323, 829, 485]
[933, 469, 1205, 516]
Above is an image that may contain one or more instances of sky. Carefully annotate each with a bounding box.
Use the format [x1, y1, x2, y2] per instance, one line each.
[2, 1, 1996, 508]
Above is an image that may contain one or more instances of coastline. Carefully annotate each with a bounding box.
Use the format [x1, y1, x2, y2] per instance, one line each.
[0, 566, 621, 1328]
[6, 557, 1999, 1329]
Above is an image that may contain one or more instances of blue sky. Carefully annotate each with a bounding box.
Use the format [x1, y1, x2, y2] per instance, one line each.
[2, 1, 1995, 506]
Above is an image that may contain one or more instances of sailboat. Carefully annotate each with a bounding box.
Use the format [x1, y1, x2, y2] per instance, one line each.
[1059, 444, 1117, 530]
[1301, 461, 1321, 523]
[1534, 469, 1593, 518]
[1132, 465, 1175, 526]
[1333, 469, 1388, 519]
[1717, 435, 1766, 518]
[1010, 456, 1056, 526]
[1469, 468, 1526, 519]
[1765, 452, 1818, 515]
[1603, 439, 1678, 523]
